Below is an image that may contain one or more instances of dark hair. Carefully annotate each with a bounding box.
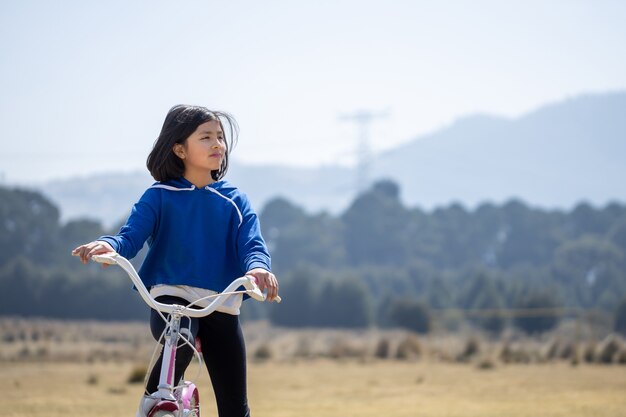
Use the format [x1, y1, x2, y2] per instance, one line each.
[147, 105, 238, 182]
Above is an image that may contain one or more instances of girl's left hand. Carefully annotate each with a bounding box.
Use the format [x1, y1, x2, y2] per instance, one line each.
[246, 268, 279, 302]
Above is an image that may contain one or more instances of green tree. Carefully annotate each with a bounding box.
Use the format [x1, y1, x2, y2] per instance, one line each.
[56, 219, 105, 267]
[607, 216, 626, 253]
[615, 297, 626, 336]
[315, 277, 373, 328]
[341, 180, 411, 266]
[497, 199, 565, 268]
[388, 298, 431, 334]
[552, 236, 624, 309]
[513, 289, 562, 334]
[570, 202, 615, 237]
[429, 203, 473, 268]
[269, 265, 317, 327]
[0, 187, 61, 266]
[458, 269, 507, 334]
[260, 198, 345, 272]
[40, 269, 147, 320]
[0, 257, 41, 316]
[426, 276, 455, 309]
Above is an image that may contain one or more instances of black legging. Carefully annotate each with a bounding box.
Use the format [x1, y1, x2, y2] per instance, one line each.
[147, 295, 250, 417]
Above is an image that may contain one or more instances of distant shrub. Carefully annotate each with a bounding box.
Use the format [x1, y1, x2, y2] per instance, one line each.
[500, 343, 531, 363]
[596, 335, 622, 364]
[542, 339, 576, 362]
[583, 344, 596, 363]
[86, 374, 99, 385]
[127, 365, 147, 384]
[395, 335, 421, 360]
[293, 337, 312, 359]
[544, 339, 560, 361]
[615, 298, 626, 336]
[476, 357, 496, 370]
[374, 338, 391, 359]
[499, 343, 514, 364]
[328, 338, 366, 359]
[457, 337, 480, 363]
[3, 332, 16, 343]
[18, 347, 30, 359]
[559, 342, 577, 361]
[34, 346, 49, 359]
[254, 344, 273, 361]
[108, 387, 127, 395]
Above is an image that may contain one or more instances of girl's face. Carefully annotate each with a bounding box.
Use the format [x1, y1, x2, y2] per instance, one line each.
[173, 120, 226, 180]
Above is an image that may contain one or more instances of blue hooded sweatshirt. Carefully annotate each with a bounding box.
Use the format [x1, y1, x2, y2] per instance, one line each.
[98, 177, 271, 292]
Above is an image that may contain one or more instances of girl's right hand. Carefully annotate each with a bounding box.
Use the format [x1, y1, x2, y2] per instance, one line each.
[72, 241, 115, 265]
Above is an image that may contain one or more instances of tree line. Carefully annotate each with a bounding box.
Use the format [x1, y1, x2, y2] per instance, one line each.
[259, 180, 626, 334]
[1, 182, 626, 335]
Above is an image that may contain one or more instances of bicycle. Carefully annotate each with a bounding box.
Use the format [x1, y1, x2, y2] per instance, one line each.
[87, 252, 280, 417]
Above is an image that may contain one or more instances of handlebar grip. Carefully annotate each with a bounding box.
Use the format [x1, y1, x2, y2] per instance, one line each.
[92, 254, 118, 265]
[245, 275, 282, 303]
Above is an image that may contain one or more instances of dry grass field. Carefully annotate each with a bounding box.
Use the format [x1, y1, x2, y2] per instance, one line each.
[2, 360, 626, 417]
[1, 319, 626, 417]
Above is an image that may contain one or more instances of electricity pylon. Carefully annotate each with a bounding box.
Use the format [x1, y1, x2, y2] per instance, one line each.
[339, 109, 389, 193]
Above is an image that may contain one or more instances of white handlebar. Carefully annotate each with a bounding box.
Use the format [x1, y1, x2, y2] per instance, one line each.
[90, 253, 279, 317]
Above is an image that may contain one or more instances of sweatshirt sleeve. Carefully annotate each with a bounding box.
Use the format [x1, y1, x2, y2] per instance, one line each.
[236, 193, 272, 273]
[97, 188, 159, 260]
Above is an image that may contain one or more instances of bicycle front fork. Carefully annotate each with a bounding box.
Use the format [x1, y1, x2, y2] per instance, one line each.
[156, 313, 183, 401]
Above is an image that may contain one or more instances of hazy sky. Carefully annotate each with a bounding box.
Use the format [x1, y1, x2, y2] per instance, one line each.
[1, 0, 625, 184]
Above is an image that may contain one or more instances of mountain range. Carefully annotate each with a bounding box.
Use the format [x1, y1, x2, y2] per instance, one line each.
[37, 91, 626, 227]
[376, 91, 626, 210]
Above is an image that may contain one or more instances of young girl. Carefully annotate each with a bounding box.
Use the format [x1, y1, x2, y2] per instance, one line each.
[72, 104, 279, 417]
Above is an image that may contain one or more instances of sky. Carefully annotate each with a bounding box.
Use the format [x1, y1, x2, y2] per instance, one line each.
[1, 0, 626, 184]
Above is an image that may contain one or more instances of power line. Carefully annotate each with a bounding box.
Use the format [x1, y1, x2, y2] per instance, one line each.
[430, 307, 608, 319]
